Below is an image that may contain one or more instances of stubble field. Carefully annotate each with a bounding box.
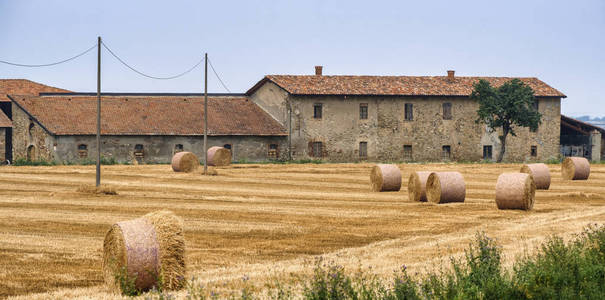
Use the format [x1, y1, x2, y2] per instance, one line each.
[1, 162, 604, 299]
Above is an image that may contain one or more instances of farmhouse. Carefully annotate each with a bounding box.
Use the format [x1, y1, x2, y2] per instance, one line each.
[8, 93, 287, 163]
[0, 79, 71, 162]
[248, 68, 567, 162]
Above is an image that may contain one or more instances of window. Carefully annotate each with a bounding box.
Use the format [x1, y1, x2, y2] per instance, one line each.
[403, 145, 413, 160]
[442, 145, 451, 160]
[310, 141, 323, 157]
[531, 145, 537, 157]
[223, 144, 232, 150]
[483, 145, 492, 160]
[404, 103, 413, 121]
[134, 144, 144, 158]
[313, 103, 322, 119]
[268, 144, 279, 159]
[174, 144, 184, 153]
[78, 144, 88, 158]
[359, 142, 367, 158]
[443, 103, 452, 120]
[533, 99, 539, 111]
[28, 123, 35, 139]
[359, 103, 368, 119]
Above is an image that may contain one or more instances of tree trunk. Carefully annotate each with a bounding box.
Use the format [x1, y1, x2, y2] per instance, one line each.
[497, 127, 509, 163]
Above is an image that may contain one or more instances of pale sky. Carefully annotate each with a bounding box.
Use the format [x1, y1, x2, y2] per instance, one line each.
[0, 0, 603, 116]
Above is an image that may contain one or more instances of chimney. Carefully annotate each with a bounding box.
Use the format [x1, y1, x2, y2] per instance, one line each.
[315, 65, 323, 76]
[447, 70, 455, 82]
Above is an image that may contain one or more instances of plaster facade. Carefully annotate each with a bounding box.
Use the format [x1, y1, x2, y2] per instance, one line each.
[0, 128, 5, 162]
[252, 88, 561, 162]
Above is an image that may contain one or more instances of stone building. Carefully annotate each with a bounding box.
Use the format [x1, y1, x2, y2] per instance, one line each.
[8, 93, 287, 163]
[561, 115, 604, 161]
[247, 68, 566, 162]
[0, 79, 70, 162]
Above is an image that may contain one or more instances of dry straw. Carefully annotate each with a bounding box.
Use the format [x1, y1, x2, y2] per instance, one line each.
[370, 164, 402, 192]
[103, 210, 185, 294]
[408, 171, 432, 202]
[520, 163, 551, 190]
[426, 172, 465, 203]
[76, 185, 118, 195]
[171, 152, 199, 173]
[562, 156, 590, 180]
[207, 146, 231, 166]
[495, 172, 535, 210]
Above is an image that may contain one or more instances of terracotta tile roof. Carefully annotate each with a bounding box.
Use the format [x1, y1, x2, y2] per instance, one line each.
[9, 95, 287, 136]
[0, 79, 70, 102]
[248, 75, 566, 98]
[0, 110, 11, 127]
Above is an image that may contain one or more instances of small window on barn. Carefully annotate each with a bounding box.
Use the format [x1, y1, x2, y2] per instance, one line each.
[442, 145, 451, 160]
[533, 99, 539, 111]
[359, 142, 367, 158]
[313, 103, 323, 119]
[310, 141, 323, 157]
[443, 103, 452, 120]
[174, 144, 184, 153]
[359, 103, 368, 119]
[134, 144, 144, 158]
[483, 145, 492, 160]
[223, 144, 232, 150]
[531, 145, 538, 157]
[268, 143, 279, 159]
[28, 122, 35, 139]
[78, 144, 88, 158]
[403, 145, 413, 160]
[404, 103, 413, 121]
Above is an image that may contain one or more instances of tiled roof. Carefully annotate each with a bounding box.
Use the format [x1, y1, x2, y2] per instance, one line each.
[0, 110, 11, 127]
[0, 79, 70, 102]
[9, 95, 287, 136]
[248, 75, 566, 98]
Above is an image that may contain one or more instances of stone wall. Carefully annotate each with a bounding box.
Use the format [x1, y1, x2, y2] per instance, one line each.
[12, 104, 56, 161]
[53, 135, 287, 164]
[249, 81, 290, 126]
[282, 95, 560, 162]
[0, 128, 5, 162]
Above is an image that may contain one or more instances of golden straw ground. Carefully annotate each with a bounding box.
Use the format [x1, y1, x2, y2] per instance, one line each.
[1, 163, 605, 298]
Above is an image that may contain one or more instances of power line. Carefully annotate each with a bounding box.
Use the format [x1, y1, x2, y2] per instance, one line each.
[208, 58, 232, 93]
[101, 41, 204, 80]
[0, 44, 97, 67]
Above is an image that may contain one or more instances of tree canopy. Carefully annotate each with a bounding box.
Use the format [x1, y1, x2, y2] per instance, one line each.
[471, 79, 541, 162]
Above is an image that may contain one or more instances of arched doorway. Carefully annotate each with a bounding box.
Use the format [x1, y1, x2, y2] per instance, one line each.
[27, 145, 36, 161]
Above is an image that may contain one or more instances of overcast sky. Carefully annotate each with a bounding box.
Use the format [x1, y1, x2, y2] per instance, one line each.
[0, 0, 603, 116]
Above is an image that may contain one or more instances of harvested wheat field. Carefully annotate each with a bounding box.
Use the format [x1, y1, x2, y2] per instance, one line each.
[1, 163, 605, 299]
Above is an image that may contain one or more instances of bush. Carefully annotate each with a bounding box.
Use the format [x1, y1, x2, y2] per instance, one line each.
[12, 158, 57, 166]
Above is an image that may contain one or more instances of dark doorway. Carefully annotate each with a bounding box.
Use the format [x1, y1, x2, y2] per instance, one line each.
[5, 128, 12, 162]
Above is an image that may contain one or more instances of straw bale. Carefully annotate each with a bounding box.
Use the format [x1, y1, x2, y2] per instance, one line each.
[520, 163, 550, 189]
[103, 210, 185, 294]
[408, 171, 432, 202]
[426, 172, 465, 203]
[495, 172, 535, 210]
[562, 157, 590, 180]
[370, 164, 402, 192]
[207, 146, 231, 166]
[171, 152, 199, 173]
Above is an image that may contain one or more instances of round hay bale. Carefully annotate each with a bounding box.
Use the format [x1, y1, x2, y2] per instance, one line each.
[207, 146, 231, 166]
[426, 172, 465, 204]
[495, 172, 536, 210]
[408, 171, 432, 202]
[370, 164, 402, 192]
[103, 210, 185, 294]
[562, 157, 590, 180]
[171, 152, 199, 173]
[520, 163, 550, 190]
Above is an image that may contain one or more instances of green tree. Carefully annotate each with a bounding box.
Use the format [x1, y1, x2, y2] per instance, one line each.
[471, 79, 541, 162]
